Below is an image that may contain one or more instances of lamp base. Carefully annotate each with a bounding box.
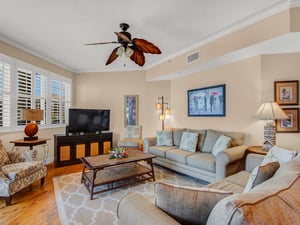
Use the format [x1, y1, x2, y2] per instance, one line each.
[263, 124, 276, 150]
[24, 136, 38, 141]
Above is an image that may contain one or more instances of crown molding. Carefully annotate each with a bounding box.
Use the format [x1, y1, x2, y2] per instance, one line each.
[0, 36, 75, 73]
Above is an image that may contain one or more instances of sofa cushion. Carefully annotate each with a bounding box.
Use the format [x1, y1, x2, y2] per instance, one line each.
[0, 140, 10, 166]
[156, 130, 174, 146]
[166, 149, 194, 164]
[244, 161, 280, 192]
[262, 145, 297, 165]
[172, 128, 186, 147]
[186, 153, 216, 173]
[201, 129, 222, 153]
[186, 129, 207, 151]
[179, 132, 198, 152]
[149, 146, 176, 158]
[211, 135, 232, 157]
[155, 182, 232, 225]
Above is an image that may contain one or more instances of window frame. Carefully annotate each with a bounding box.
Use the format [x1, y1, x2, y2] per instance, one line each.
[0, 54, 72, 133]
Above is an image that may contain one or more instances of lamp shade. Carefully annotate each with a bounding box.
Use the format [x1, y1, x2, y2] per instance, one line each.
[254, 102, 288, 120]
[22, 109, 44, 121]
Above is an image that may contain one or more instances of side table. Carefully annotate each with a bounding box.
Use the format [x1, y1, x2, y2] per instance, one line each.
[246, 146, 267, 155]
[10, 138, 50, 165]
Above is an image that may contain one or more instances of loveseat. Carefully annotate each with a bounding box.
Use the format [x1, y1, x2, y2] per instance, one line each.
[117, 146, 300, 225]
[143, 128, 247, 182]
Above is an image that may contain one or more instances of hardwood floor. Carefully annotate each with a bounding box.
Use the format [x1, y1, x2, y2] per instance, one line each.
[0, 163, 83, 225]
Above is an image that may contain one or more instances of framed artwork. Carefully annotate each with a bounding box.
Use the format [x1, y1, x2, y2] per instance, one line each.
[124, 95, 138, 127]
[276, 108, 299, 133]
[188, 84, 226, 117]
[274, 80, 299, 105]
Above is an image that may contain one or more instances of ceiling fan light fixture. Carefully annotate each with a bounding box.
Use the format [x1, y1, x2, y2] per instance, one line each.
[125, 47, 134, 57]
[117, 46, 125, 56]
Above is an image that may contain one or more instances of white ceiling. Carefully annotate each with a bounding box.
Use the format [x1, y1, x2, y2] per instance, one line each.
[0, 0, 298, 73]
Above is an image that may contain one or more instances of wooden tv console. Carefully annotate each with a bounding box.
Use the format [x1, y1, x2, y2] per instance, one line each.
[54, 132, 113, 167]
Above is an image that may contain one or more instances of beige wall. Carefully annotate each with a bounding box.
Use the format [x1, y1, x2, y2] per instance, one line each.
[74, 71, 170, 146]
[261, 53, 300, 150]
[170, 56, 262, 145]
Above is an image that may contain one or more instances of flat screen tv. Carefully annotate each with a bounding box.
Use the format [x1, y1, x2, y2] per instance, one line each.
[68, 108, 110, 134]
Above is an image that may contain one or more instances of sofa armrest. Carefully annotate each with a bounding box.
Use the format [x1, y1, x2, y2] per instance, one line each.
[245, 153, 265, 172]
[117, 192, 180, 225]
[216, 145, 248, 180]
[143, 137, 157, 153]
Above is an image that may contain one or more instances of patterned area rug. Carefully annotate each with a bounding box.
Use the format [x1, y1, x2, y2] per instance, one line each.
[53, 164, 207, 225]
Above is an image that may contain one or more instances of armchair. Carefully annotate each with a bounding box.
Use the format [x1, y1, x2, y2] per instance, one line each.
[0, 139, 47, 206]
[118, 125, 143, 150]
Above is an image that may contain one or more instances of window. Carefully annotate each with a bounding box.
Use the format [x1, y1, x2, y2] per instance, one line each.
[0, 54, 72, 132]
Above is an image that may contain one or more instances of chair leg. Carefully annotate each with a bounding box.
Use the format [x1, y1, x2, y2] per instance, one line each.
[5, 196, 13, 206]
[41, 177, 45, 186]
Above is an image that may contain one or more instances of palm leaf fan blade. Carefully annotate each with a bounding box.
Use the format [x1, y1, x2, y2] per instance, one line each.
[130, 47, 145, 66]
[133, 38, 161, 54]
[105, 47, 119, 65]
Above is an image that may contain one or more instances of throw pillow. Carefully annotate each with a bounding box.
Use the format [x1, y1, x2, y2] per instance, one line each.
[211, 135, 232, 157]
[186, 129, 207, 151]
[179, 132, 198, 152]
[154, 182, 232, 225]
[0, 140, 10, 166]
[172, 128, 186, 147]
[156, 130, 173, 146]
[201, 129, 222, 153]
[125, 125, 140, 139]
[244, 161, 280, 192]
[262, 145, 297, 165]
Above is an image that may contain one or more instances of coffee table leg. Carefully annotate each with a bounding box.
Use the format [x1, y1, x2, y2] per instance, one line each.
[149, 159, 155, 181]
[81, 165, 86, 183]
[90, 169, 97, 200]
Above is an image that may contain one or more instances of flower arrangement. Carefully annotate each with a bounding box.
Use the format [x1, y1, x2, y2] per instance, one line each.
[109, 147, 128, 159]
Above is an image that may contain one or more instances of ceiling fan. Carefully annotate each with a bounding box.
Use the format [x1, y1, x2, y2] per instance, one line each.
[85, 23, 161, 67]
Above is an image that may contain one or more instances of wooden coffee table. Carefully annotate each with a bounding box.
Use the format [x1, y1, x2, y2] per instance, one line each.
[80, 150, 156, 200]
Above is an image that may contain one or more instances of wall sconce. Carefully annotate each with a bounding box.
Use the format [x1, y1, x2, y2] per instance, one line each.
[22, 109, 44, 141]
[156, 96, 171, 130]
[254, 102, 288, 150]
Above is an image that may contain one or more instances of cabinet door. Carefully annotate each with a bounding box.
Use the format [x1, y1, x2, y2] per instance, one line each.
[60, 146, 71, 161]
[90, 142, 99, 156]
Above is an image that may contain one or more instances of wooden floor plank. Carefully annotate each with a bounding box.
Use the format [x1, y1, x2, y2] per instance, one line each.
[0, 163, 82, 225]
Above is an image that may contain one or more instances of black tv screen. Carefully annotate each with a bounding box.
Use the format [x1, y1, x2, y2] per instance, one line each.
[68, 108, 110, 134]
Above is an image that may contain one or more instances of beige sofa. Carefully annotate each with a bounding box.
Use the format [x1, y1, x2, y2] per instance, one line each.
[117, 153, 300, 225]
[143, 128, 247, 182]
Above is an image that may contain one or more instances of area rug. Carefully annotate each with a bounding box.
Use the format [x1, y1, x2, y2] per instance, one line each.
[53, 164, 207, 225]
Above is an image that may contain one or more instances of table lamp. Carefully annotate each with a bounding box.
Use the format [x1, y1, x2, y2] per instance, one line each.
[22, 109, 44, 141]
[254, 102, 288, 150]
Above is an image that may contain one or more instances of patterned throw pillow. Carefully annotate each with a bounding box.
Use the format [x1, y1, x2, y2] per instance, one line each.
[179, 132, 198, 152]
[244, 161, 280, 192]
[0, 140, 10, 166]
[156, 130, 173, 146]
[211, 135, 232, 157]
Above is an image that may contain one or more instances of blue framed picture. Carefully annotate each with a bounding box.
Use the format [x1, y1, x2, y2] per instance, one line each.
[188, 84, 226, 116]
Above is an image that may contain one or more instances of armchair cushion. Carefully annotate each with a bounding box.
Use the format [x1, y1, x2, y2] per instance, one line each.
[125, 125, 141, 139]
[2, 161, 44, 180]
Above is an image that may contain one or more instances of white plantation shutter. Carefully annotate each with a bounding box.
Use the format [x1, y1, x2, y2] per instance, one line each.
[51, 79, 61, 124]
[0, 54, 72, 132]
[0, 61, 11, 127]
[35, 73, 47, 125]
[17, 67, 32, 125]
